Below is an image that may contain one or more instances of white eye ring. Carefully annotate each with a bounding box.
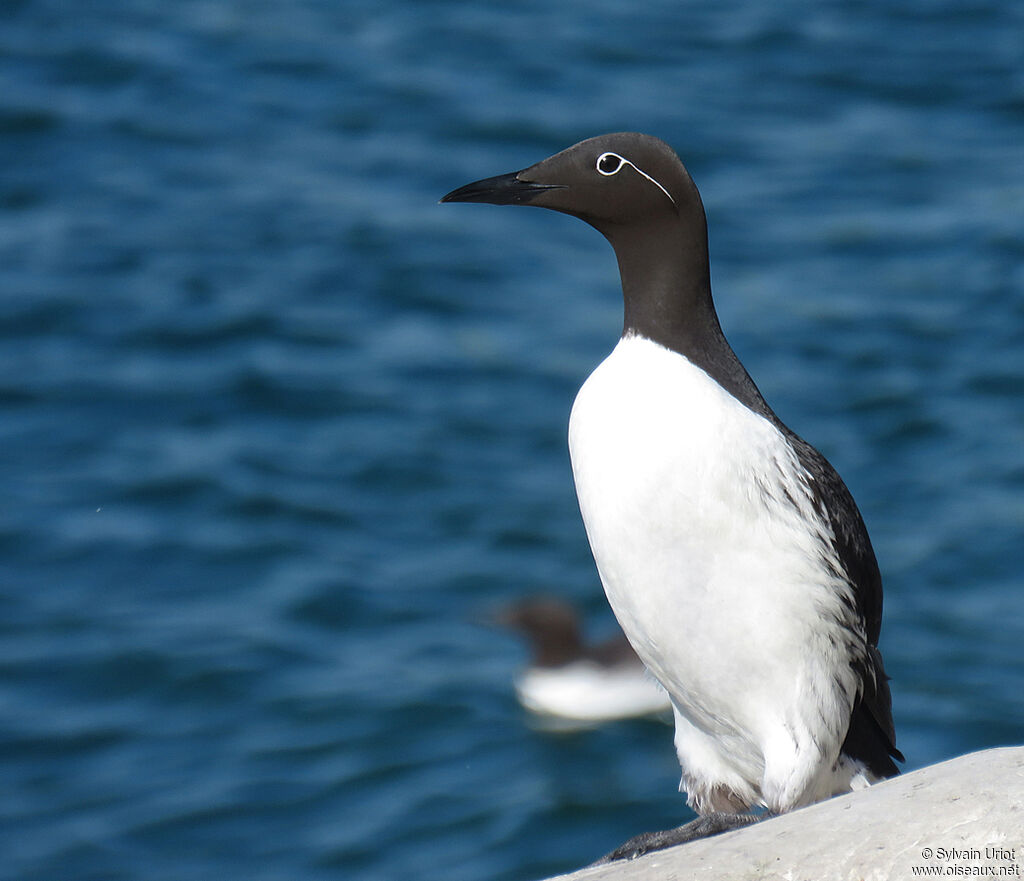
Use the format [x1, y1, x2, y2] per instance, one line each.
[596, 152, 626, 175]
[594, 151, 677, 208]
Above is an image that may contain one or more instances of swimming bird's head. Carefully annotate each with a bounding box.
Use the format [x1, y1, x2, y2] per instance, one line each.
[493, 597, 585, 667]
[441, 132, 703, 236]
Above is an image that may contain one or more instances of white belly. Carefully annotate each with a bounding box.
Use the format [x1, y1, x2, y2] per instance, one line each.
[568, 334, 861, 811]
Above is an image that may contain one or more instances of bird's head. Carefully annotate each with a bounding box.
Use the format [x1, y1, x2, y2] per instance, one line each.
[441, 132, 702, 236]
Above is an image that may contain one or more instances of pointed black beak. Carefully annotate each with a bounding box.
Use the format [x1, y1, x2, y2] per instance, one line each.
[440, 171, 565, 206]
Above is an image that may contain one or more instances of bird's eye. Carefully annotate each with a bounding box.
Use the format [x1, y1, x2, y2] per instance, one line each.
[597, 152, 625, 175]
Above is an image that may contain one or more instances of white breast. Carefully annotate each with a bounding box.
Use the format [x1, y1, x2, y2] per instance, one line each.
[568, 334, 862, 812]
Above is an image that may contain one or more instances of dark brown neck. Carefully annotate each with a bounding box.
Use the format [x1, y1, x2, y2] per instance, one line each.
[605, 217, 774, 420]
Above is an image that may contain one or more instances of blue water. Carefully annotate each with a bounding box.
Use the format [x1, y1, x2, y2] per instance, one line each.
[2, 1, 1022, 879]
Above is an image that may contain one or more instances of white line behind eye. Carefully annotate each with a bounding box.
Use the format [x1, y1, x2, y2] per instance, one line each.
[595, 151, 676, 209]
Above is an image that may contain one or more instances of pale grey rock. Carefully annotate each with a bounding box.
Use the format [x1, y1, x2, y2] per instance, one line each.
[550, 747, 1024, 881]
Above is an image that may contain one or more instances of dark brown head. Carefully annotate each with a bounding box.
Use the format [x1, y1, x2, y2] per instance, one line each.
[441, 132, 703, 239]
[494, 598, 585, 668]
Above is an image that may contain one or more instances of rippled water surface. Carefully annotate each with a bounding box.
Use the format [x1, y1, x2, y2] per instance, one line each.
[2, 1, 1023, 879]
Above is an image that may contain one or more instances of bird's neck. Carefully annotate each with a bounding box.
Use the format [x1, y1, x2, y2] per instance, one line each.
[612, 219, 716, 348]
[533, 628, 584, 668]
[607, 219, 773, 419]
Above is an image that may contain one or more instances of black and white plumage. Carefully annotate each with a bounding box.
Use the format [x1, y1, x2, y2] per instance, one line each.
[496, 597, 670, 723]
[443, 133, 901, 856]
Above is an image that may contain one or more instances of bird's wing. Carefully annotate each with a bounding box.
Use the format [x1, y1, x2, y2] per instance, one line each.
[787, 430, 903, 772]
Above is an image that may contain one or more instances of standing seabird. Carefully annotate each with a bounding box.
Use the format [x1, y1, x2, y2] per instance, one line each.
[496, 596, 670, 724]
[442, 133, 902, 860]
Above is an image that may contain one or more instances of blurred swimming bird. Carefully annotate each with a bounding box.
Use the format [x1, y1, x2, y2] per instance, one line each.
[444, 133, 901, 861]
[496, 597, 670, 724]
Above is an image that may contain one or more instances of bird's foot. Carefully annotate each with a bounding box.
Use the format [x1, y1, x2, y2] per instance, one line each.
[592, 812, 762, 864]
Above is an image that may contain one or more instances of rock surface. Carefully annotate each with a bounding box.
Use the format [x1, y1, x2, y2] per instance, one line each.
[550, 746, 1024, 881]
